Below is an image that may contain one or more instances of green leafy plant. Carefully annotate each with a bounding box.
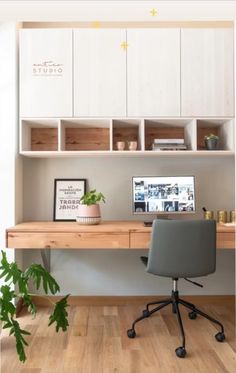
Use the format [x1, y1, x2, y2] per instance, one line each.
[0, 251, 69, 363]
[80, 189, 105, 206]
[204, 133, 219, 140]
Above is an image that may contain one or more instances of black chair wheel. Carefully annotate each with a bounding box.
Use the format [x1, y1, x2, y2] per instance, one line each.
[215, 332, 225, 342]
[175, 346, 186, 358]
[188, 311, 197, 320]
[142, 309, 150, 317]
[127, 329, 136, 339]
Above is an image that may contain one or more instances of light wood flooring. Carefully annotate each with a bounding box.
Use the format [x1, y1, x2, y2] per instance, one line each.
[1, 299, 235, 373]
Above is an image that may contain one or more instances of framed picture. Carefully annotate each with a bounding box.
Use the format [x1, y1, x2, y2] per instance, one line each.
[53, 179, 86, 221]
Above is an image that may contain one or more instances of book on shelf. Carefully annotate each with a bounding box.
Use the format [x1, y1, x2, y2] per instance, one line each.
[152, 143, 188, 151]
[153, 138, 185, 144]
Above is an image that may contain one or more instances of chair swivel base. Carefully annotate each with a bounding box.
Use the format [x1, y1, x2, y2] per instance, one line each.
[127, 290, 225, 358]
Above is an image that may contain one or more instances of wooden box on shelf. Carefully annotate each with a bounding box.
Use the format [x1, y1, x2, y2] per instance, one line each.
[60, 119, 110, 151]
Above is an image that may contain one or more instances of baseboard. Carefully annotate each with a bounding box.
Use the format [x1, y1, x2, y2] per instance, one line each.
[30, 295, 235, 307]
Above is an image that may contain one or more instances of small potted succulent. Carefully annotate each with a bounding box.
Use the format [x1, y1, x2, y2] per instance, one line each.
[77, 189, 105, 225]
[204, 133, 219, 150]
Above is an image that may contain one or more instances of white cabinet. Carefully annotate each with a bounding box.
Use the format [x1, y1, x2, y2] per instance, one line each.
[181, 28, 234, 117]
[127, 29, 180, 117]
[74, 29, 126, 116]
[20, 29, 73, 117]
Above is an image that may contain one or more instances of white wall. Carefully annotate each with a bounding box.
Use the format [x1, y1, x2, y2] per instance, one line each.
[0, 22, 23, 283]
[0, 1, 236, 21]
[22, 156, 235, 295]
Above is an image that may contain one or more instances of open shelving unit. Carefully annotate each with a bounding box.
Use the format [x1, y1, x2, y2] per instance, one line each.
[19, 117, 235, 157]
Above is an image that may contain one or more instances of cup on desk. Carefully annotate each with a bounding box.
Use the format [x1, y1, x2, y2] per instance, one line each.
[204, 211, 214, 220]
[217, 210, 227, 224]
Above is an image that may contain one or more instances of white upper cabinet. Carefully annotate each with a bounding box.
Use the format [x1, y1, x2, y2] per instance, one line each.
[20, 29, 73, 117]
[74, 29, 126, 116]
[127, 29, 180, 117]
[181, 28, 234, 117]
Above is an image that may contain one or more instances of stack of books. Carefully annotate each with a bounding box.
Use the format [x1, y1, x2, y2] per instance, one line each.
[152, 138, 187, 151]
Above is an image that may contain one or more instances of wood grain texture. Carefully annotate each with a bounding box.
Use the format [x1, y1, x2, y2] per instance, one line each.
[65, 128, 110, 151]
[181, 28, 234, 117]
[128, 29, 180, 117]
[1, 298, 235, 373]
[6, 221, 235, 250]
[31, 128, 58, 151]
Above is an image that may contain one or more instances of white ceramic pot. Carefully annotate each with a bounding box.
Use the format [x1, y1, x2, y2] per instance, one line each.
[76, 204, 101, 225]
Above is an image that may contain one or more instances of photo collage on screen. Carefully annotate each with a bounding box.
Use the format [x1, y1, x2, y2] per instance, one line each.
[133, 177, 195, 213]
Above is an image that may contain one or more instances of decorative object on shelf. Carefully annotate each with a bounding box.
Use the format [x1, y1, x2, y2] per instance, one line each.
[76, 189, 105, 225]
[128, 141, 137, 151]
[0, 250, 69, 363]
[116, 141, 125, 151]
[204, 133, 219, 150]
[53, 179, 86, 221]
[152, 138, 187, 151]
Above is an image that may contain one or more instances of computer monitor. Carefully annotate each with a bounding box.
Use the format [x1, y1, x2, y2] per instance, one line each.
[132, 176, 195, 215]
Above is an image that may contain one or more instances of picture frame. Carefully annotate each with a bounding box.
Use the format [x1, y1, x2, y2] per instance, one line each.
[53, 179, 86, 221]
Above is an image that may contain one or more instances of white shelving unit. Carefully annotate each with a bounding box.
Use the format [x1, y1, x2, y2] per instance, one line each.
[19, 117, 235, 157]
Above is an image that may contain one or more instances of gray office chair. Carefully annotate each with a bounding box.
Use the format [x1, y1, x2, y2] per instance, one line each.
[127, 220, 225, 358]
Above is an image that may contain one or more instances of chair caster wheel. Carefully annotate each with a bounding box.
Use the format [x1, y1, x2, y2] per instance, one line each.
[188, 311, 197, 320]
[175, 347, 186, 358]
[215, 332, 225, 342]
[142, 309, 150, 317]
[127, 329, 136, 339]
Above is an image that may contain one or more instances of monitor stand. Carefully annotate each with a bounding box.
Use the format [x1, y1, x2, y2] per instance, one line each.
[143, 215, 170, 226]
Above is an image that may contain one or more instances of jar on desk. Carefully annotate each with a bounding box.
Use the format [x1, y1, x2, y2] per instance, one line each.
[217, 210, 227, 224]
[230, 210, 236, 224]
[204, 211, 214, 220]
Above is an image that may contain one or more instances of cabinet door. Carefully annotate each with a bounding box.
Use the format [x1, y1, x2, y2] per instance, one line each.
[127, 29, 180, 117]
[181, 28, 234, 117]
[74, 29, 126, 116]
[20, 29, 72, 117]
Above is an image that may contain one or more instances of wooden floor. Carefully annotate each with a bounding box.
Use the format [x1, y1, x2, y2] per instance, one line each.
[1, 299, 235, 373]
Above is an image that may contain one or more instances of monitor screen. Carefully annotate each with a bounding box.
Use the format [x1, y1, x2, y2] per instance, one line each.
[132, 176, 195, 215]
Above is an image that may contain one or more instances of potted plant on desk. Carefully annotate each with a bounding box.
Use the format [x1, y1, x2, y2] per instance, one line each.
[76, 189, 105, 225]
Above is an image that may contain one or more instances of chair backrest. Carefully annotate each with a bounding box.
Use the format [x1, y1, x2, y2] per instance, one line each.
[147, 219, 216, 278]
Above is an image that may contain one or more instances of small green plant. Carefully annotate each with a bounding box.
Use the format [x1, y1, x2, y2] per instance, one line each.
[0, 251, 69, 363]
[80, 189, 105, 206]
[204, 133, 219, 140]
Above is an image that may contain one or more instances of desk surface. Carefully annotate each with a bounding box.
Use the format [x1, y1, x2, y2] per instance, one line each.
[6, 221, 235, 250]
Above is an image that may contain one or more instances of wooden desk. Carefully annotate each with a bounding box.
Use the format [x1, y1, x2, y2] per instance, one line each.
[6, 221, 235, 250]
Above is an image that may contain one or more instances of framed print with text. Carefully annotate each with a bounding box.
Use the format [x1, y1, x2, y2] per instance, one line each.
[53, 179, 86, 221]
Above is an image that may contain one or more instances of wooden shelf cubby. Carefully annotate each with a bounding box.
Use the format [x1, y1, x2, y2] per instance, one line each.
[21, 119, 59, 151]
[60, 119, 110, 151]
[196, 119, 234, 151]
[144, 119, 196, 151]
[112, 119, 142, 151]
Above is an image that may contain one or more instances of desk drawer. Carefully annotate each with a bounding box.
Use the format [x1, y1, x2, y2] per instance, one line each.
[7, 232, 129, 249]
[130, 232, 150, 249]
[130, 232, 235, 250]
[217, 232, 235, 249]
